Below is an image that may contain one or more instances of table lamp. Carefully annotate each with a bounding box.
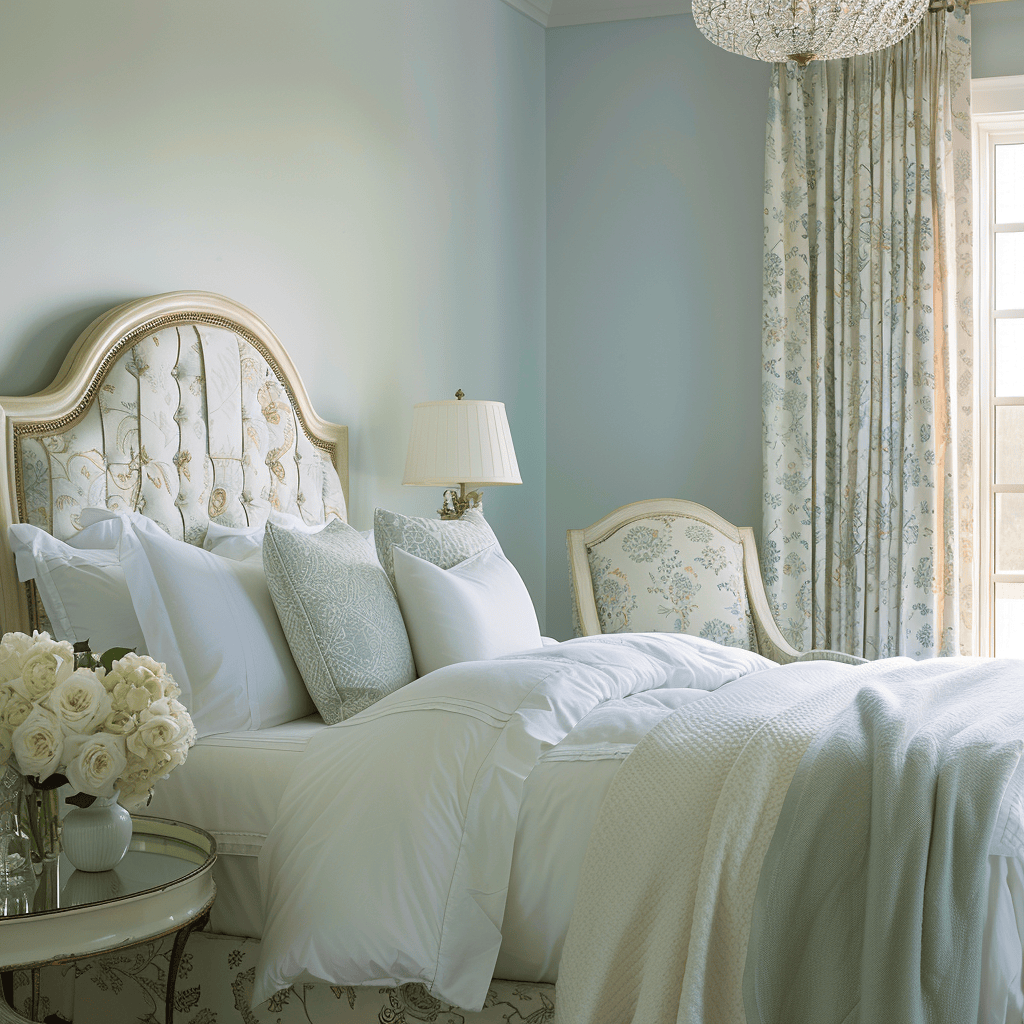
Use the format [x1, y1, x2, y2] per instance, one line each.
[403, 390, 522, 519]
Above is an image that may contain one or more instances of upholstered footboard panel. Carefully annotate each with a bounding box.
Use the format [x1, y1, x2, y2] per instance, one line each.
[12, 932, 555, 1024]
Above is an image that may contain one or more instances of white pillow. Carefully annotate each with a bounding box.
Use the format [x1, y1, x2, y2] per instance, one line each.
[7, 520, 147, 654]
[392, 543, 543, 676]
[204, 509, 338, 561]
[117, 513, 315, 737]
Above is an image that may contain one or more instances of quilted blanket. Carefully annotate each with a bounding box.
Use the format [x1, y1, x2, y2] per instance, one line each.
[555, 657, 1024, 1024]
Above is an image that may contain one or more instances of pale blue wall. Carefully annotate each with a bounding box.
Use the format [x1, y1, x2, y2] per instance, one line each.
[545, 16, 770, 639]
[972, 1, 1024, 79]
[0, 0, 547, 622]
[3, 2, 1017, 642]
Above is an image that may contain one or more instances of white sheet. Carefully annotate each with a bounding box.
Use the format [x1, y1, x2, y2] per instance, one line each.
[145, 713, 327, 855]
[496, 687, 715, 982]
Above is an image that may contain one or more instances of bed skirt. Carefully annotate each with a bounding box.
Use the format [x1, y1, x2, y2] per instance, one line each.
[12, 931, 555, 1023]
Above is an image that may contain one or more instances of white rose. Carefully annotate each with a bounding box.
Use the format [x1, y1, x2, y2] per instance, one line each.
[10, 704, 64, 781]
[112, 654, 167, 693]
[19, 639, 74, 700]
[0, 631, 40, 682]
[102, 709, 137, 736]
[46, 669, 112, 735]
[64, 732, 127, 798]
[0, 725, 11, 766]
[116, 778, 152, 812]
[165, 698, 197, 746]
[141, 696, 173, 720]
[111, 681, 152, 714]
[0, 685, 34, 732]
[127, 715, 183, 761]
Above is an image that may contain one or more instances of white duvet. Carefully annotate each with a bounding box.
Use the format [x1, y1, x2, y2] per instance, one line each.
[253, 637, 1024, 1020]
[252, 633, 771, 1008]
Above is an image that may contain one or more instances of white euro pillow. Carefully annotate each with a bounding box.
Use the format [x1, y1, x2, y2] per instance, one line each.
[392, 543, 543, 676]
[204, 508, 339, 561]
[7, 519, 147, 654]
[117, 512, 315, 737]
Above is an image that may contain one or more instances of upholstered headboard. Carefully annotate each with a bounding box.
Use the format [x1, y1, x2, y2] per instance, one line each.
[0, 291, 349, 633]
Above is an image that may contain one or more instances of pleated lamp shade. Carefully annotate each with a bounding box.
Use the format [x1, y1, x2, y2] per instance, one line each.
[403, 399, 522, 489]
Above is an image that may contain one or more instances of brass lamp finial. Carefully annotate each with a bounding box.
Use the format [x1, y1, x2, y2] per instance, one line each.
[455, 389, 465, 400]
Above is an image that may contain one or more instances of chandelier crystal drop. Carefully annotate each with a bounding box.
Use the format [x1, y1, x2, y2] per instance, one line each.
[692, 0, 930, 65]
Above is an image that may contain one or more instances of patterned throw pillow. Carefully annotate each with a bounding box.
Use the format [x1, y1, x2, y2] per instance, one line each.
[263, 519, 416, 723]
[586, 515, 756, 650]
[373, 507, 499, 589]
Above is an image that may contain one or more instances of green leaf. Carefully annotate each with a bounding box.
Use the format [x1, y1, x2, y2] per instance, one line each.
[28, 772, 69, 791]
[65, 791, 96, 809]
[99, 647, 135, 673]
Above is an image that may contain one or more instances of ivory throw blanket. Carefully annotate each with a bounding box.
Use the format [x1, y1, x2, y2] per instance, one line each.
[556, 657, 1024, 1024]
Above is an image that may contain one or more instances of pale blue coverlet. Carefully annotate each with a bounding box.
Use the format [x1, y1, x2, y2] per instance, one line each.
[744, 657, 1024, 1024]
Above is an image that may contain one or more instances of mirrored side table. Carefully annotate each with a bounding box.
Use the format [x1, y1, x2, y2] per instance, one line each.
[0, 816, 216, 1024]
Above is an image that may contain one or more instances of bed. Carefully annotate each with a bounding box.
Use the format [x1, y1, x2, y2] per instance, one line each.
[3, 292, 1024, 1024]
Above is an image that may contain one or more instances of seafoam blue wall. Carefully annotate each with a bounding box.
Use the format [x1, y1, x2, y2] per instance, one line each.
[972, 1, 1024, 79]
[545, 15, 770, 639]
[0, 0, 547, 622]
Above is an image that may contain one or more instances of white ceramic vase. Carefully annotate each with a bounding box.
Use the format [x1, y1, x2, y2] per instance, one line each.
[61, 795, 132, 873]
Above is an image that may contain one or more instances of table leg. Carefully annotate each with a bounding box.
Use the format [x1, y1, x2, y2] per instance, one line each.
[0, 976, 32, 1024]
[0, 967, 71, 1024]
[165, 909, 209, 1024]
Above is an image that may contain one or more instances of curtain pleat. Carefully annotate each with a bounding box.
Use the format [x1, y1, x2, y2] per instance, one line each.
[761, 4, 972, 659]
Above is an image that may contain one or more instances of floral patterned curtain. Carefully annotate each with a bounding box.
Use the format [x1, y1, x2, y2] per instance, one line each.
[761, 4, 973, 659]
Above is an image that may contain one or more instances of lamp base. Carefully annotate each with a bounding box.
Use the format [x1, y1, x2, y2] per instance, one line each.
[439, 485, 483, 520]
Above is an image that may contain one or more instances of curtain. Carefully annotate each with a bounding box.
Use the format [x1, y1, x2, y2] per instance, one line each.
[761, 4, 973, 660]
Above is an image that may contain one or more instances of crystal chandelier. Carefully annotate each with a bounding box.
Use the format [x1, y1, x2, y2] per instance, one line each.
[692, 0, 931, 66]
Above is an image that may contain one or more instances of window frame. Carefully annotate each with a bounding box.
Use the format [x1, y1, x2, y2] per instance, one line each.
[973, 76, 1024, 657]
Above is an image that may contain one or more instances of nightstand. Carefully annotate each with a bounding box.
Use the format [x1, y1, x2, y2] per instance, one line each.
[0, 817, 216, 1024]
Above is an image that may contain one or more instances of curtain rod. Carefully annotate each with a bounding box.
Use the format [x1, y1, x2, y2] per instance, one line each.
[929, 0, 1012, 10]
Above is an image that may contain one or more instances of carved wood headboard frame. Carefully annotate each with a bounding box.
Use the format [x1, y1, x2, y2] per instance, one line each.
[0, 291, 349, 634]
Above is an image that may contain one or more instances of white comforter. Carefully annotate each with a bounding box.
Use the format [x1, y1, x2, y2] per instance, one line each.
[252, 633, 772, 1008]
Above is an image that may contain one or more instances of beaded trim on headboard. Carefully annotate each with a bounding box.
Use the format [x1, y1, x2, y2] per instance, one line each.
[0, 291, 349, 634]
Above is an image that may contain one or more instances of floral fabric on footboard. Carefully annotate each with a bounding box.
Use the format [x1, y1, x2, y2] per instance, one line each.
[12, 932, 554, 1024]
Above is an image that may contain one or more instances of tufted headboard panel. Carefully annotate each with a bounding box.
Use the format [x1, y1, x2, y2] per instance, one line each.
[0, 291, 349, 633]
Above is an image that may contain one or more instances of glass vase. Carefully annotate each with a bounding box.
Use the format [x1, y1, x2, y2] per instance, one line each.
[1, 765, 60, 911]
[20, 779, 61, 869]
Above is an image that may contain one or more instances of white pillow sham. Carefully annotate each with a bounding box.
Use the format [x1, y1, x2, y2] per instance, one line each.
[8, 519, 147, 654]
[116, 512, 315, 737]
[204, 509, 339, 561]
[392, 543, 543, 675]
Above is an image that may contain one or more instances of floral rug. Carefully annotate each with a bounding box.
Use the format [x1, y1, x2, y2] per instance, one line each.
[12, 932, 555, 1023]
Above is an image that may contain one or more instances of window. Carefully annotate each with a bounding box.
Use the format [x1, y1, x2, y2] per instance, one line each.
[976, 79, 1024, 657]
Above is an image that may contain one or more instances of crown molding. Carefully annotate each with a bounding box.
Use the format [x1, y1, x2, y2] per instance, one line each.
[500, 0, 688, 27]
[547, 0, 687, 26]
[973, 74, 1024, 115]
[499, 0, 554, 26]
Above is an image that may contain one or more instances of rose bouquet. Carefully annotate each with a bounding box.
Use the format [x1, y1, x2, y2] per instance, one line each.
[0, 630, 196, 811]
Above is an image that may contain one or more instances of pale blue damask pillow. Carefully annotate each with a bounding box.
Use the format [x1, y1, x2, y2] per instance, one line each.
[263, 519, 416, 724]
[373, 507, 499, 590]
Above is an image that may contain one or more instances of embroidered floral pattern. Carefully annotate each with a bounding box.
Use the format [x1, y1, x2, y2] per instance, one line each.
[16, 322, 346, 551]
[586, 516, 755, 649]
[620, 525, 668, 564]
[13, 933, 553, 1024]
